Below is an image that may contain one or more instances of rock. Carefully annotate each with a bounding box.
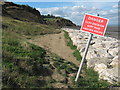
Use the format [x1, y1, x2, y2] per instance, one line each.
[94, 63, 107, 73]
[80, 47, 85, 53]
[103, 41, 118, 49]
[86, 49, 113, 60]
[110, 42, 118, 48]
[95, 49, 113, 59]
[94, 63, 119, 84]
[108, 48, 118, 57]
[90, 41, 95, 45]
[87, 57, 112, 68]
[99, 67, 119, 84]
[77, 35, 83, 39]
[110, 56, 119, 67]
[77, 45, 82, 50]
[92, 43, 106, 49]
[85, 49, 98, 60]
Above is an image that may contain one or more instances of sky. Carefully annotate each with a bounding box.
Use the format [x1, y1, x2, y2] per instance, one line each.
[6, 0, 120, 2]
[7, 0, 119, 26]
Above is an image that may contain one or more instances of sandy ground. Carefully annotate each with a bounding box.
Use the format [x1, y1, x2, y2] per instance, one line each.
[28, 32, 80, 66]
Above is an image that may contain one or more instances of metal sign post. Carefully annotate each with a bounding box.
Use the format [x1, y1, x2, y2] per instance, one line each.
[75, 33, 93, 82]
[75, 14, 109, 82]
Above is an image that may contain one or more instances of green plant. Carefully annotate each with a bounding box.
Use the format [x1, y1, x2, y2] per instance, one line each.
[73, 50, 82, 61]
[64, 31, 77, 50]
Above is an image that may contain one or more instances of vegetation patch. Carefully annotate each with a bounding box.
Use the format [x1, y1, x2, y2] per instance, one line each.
[73, 50, 82, 61]
[64, 31, 77, 50]
[2, 17, 61, 36]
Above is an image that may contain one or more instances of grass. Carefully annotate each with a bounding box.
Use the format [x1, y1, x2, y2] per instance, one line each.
[2, 17, 59, 88]
[2, 17, 61, 36]
[44, 18, 57, 21]
[64, 31, 77, 50]
[73, 65, 110, 88]
[64, 30, 110, 88]
[64, 31, 81, 61]
[2, 30, 50, 88]
[73, 50, 82, 61]
[53, 57, 78, 74]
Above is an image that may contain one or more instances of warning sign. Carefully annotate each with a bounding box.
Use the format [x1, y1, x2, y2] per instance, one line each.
[81, 14, 109, 36]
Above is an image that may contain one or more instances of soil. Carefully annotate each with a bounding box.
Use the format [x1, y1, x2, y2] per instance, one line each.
[28, 31, 80, 66]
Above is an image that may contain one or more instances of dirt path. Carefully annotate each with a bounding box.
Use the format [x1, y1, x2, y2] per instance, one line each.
[28, 32, 80, 66]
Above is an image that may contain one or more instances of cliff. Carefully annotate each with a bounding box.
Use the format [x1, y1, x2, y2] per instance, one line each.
[2, 2, 76, 27]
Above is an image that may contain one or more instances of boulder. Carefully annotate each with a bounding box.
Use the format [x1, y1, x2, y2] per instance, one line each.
[94, 63, 119, 84]
[108, 48, 118, 57]
[92, 43, 106, 49]
[94, 63, 107, 73]
[87, 57, 112, 68]
[85, 49, 98, 60]
[102, 41, 118, 49]
[80, 47, 85, 53]
[110, 56, 119, 67]
[86, 49, 113, 59]
[77, 44, 82, 50]
[99, 67, 119, 84]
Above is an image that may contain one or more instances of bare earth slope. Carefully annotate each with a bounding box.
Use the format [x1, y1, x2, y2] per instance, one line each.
[28, 32, 79, 66]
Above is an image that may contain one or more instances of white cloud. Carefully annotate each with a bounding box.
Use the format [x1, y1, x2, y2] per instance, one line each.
[113, 4, 118, 8]
[36, 5, 118, 26]
[112, 4, 120, 8]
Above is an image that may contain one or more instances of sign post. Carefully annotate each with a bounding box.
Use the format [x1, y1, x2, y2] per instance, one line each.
[75, 33, 93, 82]
[75, 14, 109, 82]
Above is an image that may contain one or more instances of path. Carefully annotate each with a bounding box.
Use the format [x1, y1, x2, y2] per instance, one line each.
[28, 31, 80, 66]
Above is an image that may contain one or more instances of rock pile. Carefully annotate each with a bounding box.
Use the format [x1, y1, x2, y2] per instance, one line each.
[63, 28, 119, 84]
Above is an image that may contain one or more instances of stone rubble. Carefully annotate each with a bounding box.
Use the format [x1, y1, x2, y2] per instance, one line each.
[62, 28, 119, 84]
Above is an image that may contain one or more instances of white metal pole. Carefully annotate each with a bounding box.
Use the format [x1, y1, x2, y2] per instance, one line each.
[75, 33, 93, 82]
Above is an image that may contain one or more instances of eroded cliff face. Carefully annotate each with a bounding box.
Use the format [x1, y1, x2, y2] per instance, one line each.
[2, 2, 45, 23]
[63, 28, 119, 84]
[2, 2, 77, 28]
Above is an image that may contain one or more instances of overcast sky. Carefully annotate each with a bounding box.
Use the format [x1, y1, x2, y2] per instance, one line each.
[8, 0, 119, 26]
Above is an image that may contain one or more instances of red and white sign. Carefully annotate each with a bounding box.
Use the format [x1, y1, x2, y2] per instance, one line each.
[81, 14, 109, 36]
